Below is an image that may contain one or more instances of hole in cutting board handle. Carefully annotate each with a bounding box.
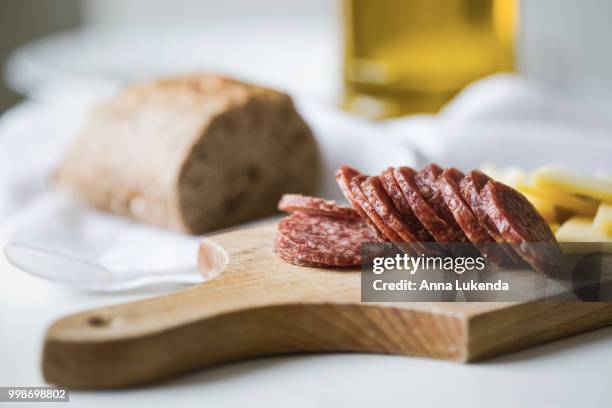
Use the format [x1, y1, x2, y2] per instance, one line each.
[87, 315, 111, 327]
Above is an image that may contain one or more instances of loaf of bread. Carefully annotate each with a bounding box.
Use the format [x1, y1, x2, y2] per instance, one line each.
[56, 74, 320, 234]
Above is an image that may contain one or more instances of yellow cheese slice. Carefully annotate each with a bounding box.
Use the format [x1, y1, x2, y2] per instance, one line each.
[548, 222, 560, 233]
[593, 203, 612, 235]
[532, 166, 612, 203]
[522, 192, 556, 222]
[555, 217, 612, 242]
[516, 181, 599, 217]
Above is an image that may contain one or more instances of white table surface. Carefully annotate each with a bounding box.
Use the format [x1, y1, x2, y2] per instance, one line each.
[2, 250, 612, 408]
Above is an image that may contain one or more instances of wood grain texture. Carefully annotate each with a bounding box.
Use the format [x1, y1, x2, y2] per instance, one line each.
[43, 222, 612, 388]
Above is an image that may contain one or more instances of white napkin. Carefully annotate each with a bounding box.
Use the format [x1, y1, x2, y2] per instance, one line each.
[0, 94, 415, 291]
[4, 192, 205, 290]
[385, 74, 612, 173]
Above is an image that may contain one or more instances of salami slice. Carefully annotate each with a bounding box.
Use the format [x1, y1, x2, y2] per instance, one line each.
[437, 168, 511, 263]
[414, 164, 470, 243]
[361, 176, 434, 255]
[438, 168, 492, 243]
[274, 237, 328, 268]
[360, 176, 419, 241]
[274, 231, 333, 267]
[481, 180, 562, 275]
[335, 166, 385, 241]
[460, 170, 523, 264]
[278, 194, 359, 221]
[460, 170, 491, 218]
[393, 166, 460, 243]
[350, 175, 403, 242]
[275, 212, 378, 267]
[380, 167, 433, 242]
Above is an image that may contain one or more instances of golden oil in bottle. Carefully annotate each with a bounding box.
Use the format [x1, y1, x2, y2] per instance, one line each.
[343, 0, 516, 118]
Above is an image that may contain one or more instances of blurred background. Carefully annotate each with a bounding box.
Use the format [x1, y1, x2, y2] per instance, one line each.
[0, 0, 339, 113]
[1, 0, 612, 120]
[0, 0, 80, 111]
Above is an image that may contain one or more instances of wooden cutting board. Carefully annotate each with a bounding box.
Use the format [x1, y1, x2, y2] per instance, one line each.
[43, 222, 612, 389]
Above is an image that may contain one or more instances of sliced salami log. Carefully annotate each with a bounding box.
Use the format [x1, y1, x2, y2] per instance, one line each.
[481, 180, 562, 275]
[380, 168, 433, 243]
[414, 164, 470, 243]
[278, 194, 360, 221]
[275, 212, 378, 267]
[460, 170, 523, 264]
[393, 166, 460, 243]
[335, 166, 386, 241]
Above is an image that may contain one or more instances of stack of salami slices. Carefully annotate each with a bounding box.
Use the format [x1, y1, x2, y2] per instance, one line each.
[274, 164, 562, 275]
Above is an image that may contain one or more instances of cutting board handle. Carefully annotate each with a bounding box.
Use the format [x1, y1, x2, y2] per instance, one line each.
[42, 272, 466, 389]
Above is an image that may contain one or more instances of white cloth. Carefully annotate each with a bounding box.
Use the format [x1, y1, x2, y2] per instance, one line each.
[385, 74, 612, 173]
